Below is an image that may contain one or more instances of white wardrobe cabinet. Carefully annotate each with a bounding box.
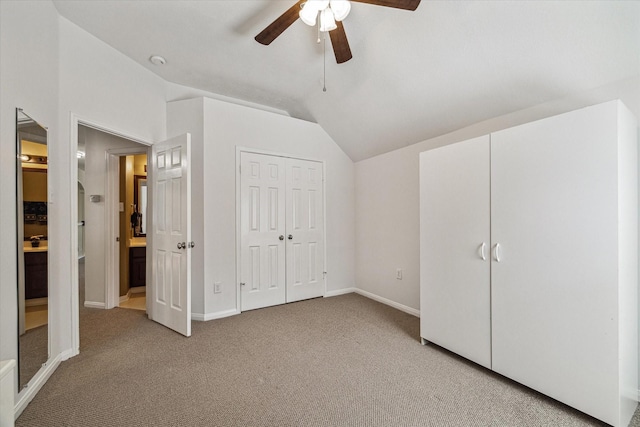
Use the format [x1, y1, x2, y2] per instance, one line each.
[419, 100, 638, 427]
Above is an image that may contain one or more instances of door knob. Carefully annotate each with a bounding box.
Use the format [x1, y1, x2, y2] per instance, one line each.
[288, 234, 293, 240]
[279, 235, 284, 241]
[177, 242, 186, 249]
[188, 241, 195, 248]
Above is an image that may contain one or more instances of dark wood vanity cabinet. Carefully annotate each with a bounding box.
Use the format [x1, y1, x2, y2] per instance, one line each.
[129, 246, 146, 288]
[25, 251, 47, 299]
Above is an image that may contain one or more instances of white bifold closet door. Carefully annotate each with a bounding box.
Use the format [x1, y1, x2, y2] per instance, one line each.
[419, 135, 492, 369]
[240, 152, 324, 311]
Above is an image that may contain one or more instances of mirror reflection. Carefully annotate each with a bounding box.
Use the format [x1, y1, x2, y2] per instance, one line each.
[16, 108, 49, 392]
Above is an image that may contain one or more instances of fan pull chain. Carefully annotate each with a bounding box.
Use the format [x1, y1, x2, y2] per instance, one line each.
[323, 33, 327, 92]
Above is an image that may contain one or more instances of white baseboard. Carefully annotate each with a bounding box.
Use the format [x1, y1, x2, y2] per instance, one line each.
[192, 309, 240, 322]
[324, 287, 356, 297]
[84, 301, 105, 309]
[353, 288, 420, 318]
[324, 287, 419, 317]
[60, 348, 78, 361]
[119, 292, 130, 303]
[25, 297, 48, 307]
[14, 353, 62, 419]
[129, 286, 145, 294]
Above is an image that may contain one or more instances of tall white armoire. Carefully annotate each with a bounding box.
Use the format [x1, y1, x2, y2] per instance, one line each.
[420, 100, 638, 427]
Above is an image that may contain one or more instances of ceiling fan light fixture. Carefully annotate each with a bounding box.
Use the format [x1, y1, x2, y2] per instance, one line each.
[329, 0, 351, 21]
[319, 7, 337, 32]
[305, 0, 329, 11]
[299, 4, 318, 26]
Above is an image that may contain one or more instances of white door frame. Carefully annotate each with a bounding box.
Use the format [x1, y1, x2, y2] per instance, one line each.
[69, 113, 152, 357]
[105, 147, 149, 310]
[235, 147, 327, 313]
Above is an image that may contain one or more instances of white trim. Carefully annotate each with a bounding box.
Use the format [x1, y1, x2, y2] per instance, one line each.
[192, 309, 240, 322]
[105, 153, 120, 310]
[83, 301, 106, 309]
[324, 287, 356, 297]
[235, 147, 328, 313]
[119, 290, 130, 303]
[24, 297, 47, 307]
[60, 348, 76, 361]
[69, 112, 154, 358]
[118, 287, 145, 303]
[353, 288, 420, 317]
[14, 353, 62, 419]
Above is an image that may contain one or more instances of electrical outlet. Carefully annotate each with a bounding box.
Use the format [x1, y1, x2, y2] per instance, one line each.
[396, 269, 402, 280]
[214, 282, 222, 294]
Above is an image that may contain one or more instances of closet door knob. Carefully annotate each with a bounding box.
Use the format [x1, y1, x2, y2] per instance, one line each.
[288, 234, 293, 240]
[279, 235, 284, 241]
[177, 242, 186, 249]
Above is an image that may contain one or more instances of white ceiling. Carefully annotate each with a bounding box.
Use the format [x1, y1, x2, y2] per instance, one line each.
[52, 0, 640, 162]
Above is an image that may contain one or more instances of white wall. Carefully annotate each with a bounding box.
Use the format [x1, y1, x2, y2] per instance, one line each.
[0, 0, 60, 397]
[167, 97, 356, 319]
[81, 127, 148, 305]
[1, 1, 170, 401]
[55, 14, 167, 356]
[355, 75, 640, 312]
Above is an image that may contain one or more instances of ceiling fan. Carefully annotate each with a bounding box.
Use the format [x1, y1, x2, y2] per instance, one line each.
[255, 0, 421, 64]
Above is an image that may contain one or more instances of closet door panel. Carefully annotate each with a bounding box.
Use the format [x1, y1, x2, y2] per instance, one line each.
[420, 135, 491, 369]
[490, 103, 619, 424]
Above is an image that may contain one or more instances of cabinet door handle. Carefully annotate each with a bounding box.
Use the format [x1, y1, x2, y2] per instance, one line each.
[493, 243, 501, 262]
[480, 242, 487, 261]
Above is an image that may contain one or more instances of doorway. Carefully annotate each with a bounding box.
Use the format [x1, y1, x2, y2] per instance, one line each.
[76, 125, 150, 346]
[239, 151, 326, 311]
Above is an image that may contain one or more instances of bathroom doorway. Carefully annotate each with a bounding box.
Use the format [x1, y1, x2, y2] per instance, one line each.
[117, 154, 148, 312]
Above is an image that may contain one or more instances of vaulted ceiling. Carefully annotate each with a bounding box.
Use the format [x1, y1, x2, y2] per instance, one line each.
[52, 1, 639, 161]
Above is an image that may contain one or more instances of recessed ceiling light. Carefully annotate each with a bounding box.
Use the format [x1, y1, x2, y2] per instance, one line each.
[149, 55, 166, 66]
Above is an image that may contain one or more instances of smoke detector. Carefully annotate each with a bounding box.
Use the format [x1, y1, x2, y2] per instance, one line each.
[149, 55, 166, 66]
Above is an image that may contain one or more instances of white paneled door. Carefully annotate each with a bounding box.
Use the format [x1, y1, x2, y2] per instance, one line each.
[285, 158, 324, 303]
[240, 152, 287, 311]
[240, 152, 324, 311]
[150, 134, 191, 337]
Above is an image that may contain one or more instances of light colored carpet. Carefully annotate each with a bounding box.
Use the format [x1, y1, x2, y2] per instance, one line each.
[16, 283, 640, 426]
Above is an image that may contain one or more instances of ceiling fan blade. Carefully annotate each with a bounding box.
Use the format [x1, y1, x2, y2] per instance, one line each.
[255, 1, 304, 45]
[350, 0, 421, 11]
[329, 21, 353, 64]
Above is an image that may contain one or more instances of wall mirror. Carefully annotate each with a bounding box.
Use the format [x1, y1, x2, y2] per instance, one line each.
[16, 108, 49, 392]
[133, 175, 147, 236]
